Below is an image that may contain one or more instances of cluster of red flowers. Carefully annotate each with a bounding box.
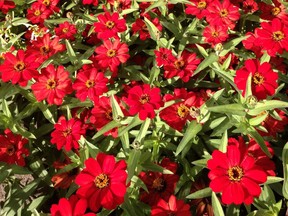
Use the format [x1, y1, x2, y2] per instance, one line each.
[1, 0, 288, 215]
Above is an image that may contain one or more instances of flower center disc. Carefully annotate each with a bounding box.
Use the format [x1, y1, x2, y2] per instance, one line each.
[85, 79, 95, 88]
[6, 144, 15, 156]
[139, 94, 150, 104]
[227, 166, 244, 181]
[62, 28, 69, 33]
[40, 46, 50, 54]
[94, 173, 109, 189]
[105, 21, 115, 29]
[271, 7, 281, 16]
[107, 49, 116, 57]
[46, 79, 57, 89]
[174, 60, 185, 69]
[197, 1, 207, 9]
[152, 177, 165, 191]
[105, 109, 113, 120]
[253, 72, 264, 85]
[212, 31, 219, 38]
[14, 61, 25, 71]
[177, 104, 190, 118]
[34, 10, 41, 16]
[62, 128, 72, 137]
[220, 9, 228, 17]
[272, 31, 284, 41]
[42, 0, 50, 6]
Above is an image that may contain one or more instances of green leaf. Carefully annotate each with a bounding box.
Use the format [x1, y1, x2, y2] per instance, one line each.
[212, 192, 225, 216]
[111, 95, 124, 121]
[249, 112, 268, 126]
[248, 100, 288, 116]
[264, 176, 284, 185]
[219, 130, 228, 153]
[282, 142, 288, 199]
[134, 118, 151, 144]
[186, 187, 212, 199]
[92, 120, 121, 139]
[260, 52, 270, 64]
[144, 17, 160, 41]
[220, 35, 248, 56]
[193, 53, 219, 75]
[207, 104, 246, 116]
[37, 102, 56, 124]
[244, 73, 253, 99]
[175, 121, 202, 156]
[127, 149, 141, 184]
[65, 39, 77, 65]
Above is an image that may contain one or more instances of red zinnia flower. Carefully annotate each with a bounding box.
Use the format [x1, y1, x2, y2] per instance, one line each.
[234, 59, 278, 100]
[207, 145, 267, 205]
[0, 50, 39, 87]
[55, 21, 77, 40]
[73, 68, 108, 101]
[154, 48, 175, 67]
[51, 116, 86, 151]
[160, 88, 204, 131]
[94, 12, 127, 40]
[82, 0, 98, 6]
[31, 64, 73, 105]
[125, 84, 163, 120]
[50, 195, 96, 216]
[95, 39, 130, 75]
[0, 129, 29, 167]
[203, 25, 229, 46]
[243, 0, 258, 14]
[139, 158, 179, 206]
[151, 195, 191, 216]
[26, 2, 52, 25]
[27, 34, 65, 63]
[75, 153, 128, 212]
[205, 0, 240, 29]
[185, 0, 211, 19]
[259, 0, 288, 24]
[164, 50, 201, 82]
[37, 0, 60, 12]
[255, 18, 288, 57]
[0, 0, 15, 14]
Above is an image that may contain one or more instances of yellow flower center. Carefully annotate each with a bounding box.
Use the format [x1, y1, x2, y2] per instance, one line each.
[85, 79, 95, 88]
[220, 9, 228, 17]
[14, 61, 25, 71]
[197, 1, 207, 9]
[94, 173, 109, 189]
[40, 45, 50, 54]
[107, 49, 116, 57]
[174, 60, 185, 70]
[6, 145, 15, 156]
[253, 72, 264, 85]
[34, 10, 41, 16]
[212, 31, 219, 38]
[271, 7, 281, 16]
[272, 31, 284, 41]
[62, 28, 69, 33]
[62, 128, 72, 137]
[42, 0, 50, 6]
[105, 21, 115, 29]
[105, 109, 113, 120]
[139, 94, 150, 104]
[46, 79, 57, 89]
[152, 177, 165, 191]
[227, 166, 244, 181]
[177, 104, 190, 118]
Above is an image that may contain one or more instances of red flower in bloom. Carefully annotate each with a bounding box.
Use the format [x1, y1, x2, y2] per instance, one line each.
[26, 2, 52, 25]
[154, 48, 175, 67]
[234, 59, 278, 100]
[31, 64, 73, 105]
[0, 129, 29, 167]
[203, 24, 229, 46]
[55, 21, 77, 40]
[132, 15, 162, 41]
[50, 195, 96, 216]
[164, 50, 201, 82]
[82, 0, 98, 6]
[205, 0, 240, 29]
[228, 137, 276, 176]
[185, 0, 211, 19]
[51, 116, 86, 151]
[94, 12, 127, 40]
[0, 0, 15, 14]
[37, 0, 60, 12]
[75, 153, 128, 212]
[243, 0, 258, 14]
[139, 158, 179, 206]
[28, 34, 65, 63]
[151, 195, 191, 216]
[259, 0, 288, 24]
[90, 96, 125, 138]
[125, 84, 163, 120]
[255, 18, 288, 57]
[0, 50, 39, 87]
[242, 32, 263, 57]
[95, 39, 130, 75]
[207, 145, 267, 205]
[259, 110, 288, 137]
[73, 68, 108, 101]
[160, 88, 204, 131]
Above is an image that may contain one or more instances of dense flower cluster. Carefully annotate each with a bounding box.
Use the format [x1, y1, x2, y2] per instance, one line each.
[0, 0, 288, 215]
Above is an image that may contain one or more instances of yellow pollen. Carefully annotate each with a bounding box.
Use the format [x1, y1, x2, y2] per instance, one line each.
[177, 104, 190, 118]
[253, 72, 264, 85]
[212, 31, 219, 37]
[42, 0, 50, 6]
[62, 28, 69, 33]
[62, 128, 72, 137]
[174, 60, 185, 70]
[220, 9, 228, 17]
[105, 109, 113, 120]
[40, 46, 50, 54]
[271, 7, 281, 16]
[14, 61, 25, 71]
[227, 166, 244, 181]
[6, 145, 15, 156]
[34, 10, 41, 16]
[152, 177, 165, 191]
[139, 94, 150, 104]
[105, 21, 115, 29]
[94, 173, 109, 189]
[197, 1, 207, 9]
[46, 79, 57, 89]
[142, 24, 149, 32]
[85, 80, 95, 88]
[272, 31, 284, 41]
[107, 49, 116, 57]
